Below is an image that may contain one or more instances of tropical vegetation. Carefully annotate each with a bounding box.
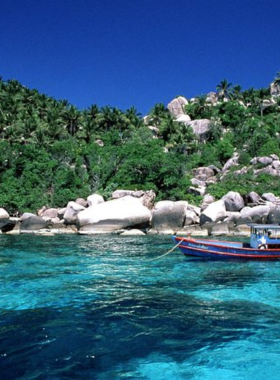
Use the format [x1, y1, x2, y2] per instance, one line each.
[0, 74, 280, 215]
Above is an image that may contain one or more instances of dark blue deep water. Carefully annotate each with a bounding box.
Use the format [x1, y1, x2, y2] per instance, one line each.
[1, 234, 280, 379]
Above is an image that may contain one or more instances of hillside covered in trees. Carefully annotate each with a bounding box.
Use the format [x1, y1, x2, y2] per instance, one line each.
[0, 73, 280, 215]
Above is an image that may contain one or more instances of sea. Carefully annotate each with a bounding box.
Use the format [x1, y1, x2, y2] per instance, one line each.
[1, 234, 280, 380]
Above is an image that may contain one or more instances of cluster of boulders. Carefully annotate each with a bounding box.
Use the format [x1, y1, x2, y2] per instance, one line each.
[1, 184, 280, 236]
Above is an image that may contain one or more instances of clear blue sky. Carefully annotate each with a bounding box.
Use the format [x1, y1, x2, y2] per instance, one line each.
[1, 0, 280, 115]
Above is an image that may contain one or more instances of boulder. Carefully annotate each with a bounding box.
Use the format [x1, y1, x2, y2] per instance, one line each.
[20, 212, 36, 221]
[222, 153, 239, 172]
[64, 202, 86, 225]
[261, 193, 279, 203]
[258, 156, 273, 166]
[200, 200, 227, 225]
[0, 208, 10, 230]
[272, 160, 280, 170]
[193, 167, 215, 179]
[238, 205, 270, 224]
[151, 200, 188, 234]
[270, 82, 280, 96]
[120, 229, 146, 236]
[224, 211, 241, 224]
[112, 190, 156, 209]
[176, 114, 191, 123]
[188, 186, 206, 197]
[222, 191, 244, 211]
[87, 194, 105, 207]
[176, 225, 208, 236]
[75, 198, 88, 207]
[40, 208, 59, 219]
[254, 167, 278, 176]
[184, 210, 200, 225]
[267, 205, 280, 224]
[78, 196, 151, 234]
[167, 96, 188, 118]
[246, 191, 261, 205]
[211, 222, 229, 236]
[20, 215, 49, 233]
[187, 119, 211, 142]
[58, 207, 67, 220]
[206, 92, 218, 105]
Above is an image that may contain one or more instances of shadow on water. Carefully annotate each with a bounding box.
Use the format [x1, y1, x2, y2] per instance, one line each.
[1, 234, 280, 378]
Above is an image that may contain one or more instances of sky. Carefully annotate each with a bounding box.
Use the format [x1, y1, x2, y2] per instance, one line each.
[1, 0, 280, 115]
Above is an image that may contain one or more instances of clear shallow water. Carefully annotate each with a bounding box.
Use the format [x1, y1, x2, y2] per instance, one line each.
[1, 235, 280, 379]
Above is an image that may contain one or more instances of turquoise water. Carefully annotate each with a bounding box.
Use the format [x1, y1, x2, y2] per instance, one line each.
[1, 234, 280, 379]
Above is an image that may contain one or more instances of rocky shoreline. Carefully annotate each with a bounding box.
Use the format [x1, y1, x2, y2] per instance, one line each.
[1, 186, 280, 237]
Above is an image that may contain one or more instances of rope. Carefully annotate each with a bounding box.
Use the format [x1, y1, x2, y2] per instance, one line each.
[146, 238, 184, 261]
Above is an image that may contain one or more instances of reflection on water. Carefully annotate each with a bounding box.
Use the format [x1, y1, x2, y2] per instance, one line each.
[1, 234, 280, 379]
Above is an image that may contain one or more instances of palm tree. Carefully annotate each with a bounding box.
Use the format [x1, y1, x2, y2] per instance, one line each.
[216, 79, 232, 100]
[63, 105, 83, 136]
[148, 103, 167, 126]
[231, 85, 243, 101]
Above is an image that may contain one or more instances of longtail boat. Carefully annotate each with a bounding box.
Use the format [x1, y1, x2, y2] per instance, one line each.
[173, 224, 280, 259]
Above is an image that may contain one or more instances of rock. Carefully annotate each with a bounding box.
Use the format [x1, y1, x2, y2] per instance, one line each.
[187, 119, 211, 142]
[78, 196, 151, 234]
[64, 202, 86, 225]
[176, 114, 191, 123]
[206, 92, 218, 105]
[206, 176, 218, 185]
[188, 186, 206, 197]
[120, 229, 146, 236]
[272, 160, 280, 170]
[270, 82, 280, 96]
[87, 194, 105, 206]
[200, 200, 227, 225]
[20, 212, 36, 221]
[0, 219, 16, 233]
[0, 208, 10, 230]
[246, 191, 261, 205]
[148, 126, 159, 136]
[211, 222, 229, 236]
[271, 154, 279, 161]
[58, 208, 67, 220]
[222, 154, 239, 172]
[41, 208, 59, 219]
[258, 156, 273, 166]
[267, 205, 280, 224]
[238, 205, 270, 224]
[225, 209, 241, 220]
[176, 226, 208, 236]
[75, 198, 88, 207]
[167, 96, 188, 118]
[231, 224, 251, 236]
[20, 215, 49, 233]
[250, 157, 258, 165]
[112, 190, 155, 209]
[261, 193, 279, 203]
[208, 165, 221, 174]
[191, 178, 205, 187]
[193, 167, 215, 179]
[151, 200, 188, 234]
[95, 139, 104, 147]
[254, 167, 278, 176]
[222, 191, 244, 211]
[184, 209, 200, 225]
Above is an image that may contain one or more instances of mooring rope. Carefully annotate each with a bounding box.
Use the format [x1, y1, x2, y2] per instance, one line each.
[146, 238, 184, 261]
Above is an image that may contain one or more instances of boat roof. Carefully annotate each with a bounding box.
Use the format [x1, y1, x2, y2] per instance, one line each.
[248, 223, 280, 230]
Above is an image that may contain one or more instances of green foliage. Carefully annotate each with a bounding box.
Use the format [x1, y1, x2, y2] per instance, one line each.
[1, 74, 280, 214]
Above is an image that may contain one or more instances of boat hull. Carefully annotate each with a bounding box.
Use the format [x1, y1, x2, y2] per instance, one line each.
[173, 236, 280, 260]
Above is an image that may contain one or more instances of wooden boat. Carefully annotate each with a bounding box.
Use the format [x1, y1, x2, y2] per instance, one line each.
[173, 224, 280, 259]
